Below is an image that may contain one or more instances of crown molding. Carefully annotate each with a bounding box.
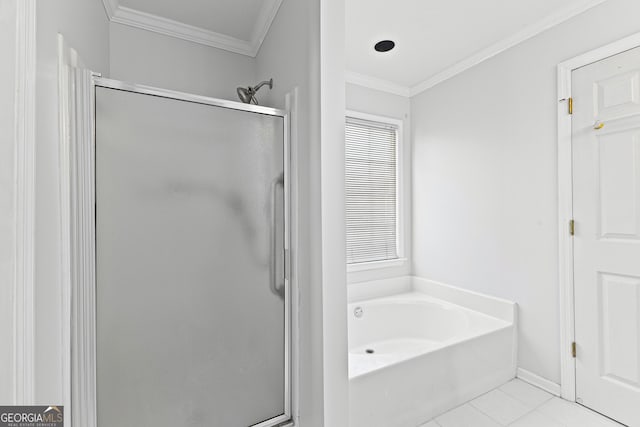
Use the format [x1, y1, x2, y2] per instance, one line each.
[111, 6, 254, 55]
[345, 71, 411, 97]
[101, 0, 118, 19]
[251, 0, 284, 56]
[409, 0, 608, 96]
[101, 0, 283, 57]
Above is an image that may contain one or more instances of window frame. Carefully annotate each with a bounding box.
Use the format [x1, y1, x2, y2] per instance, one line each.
[345, 110, 407, 273]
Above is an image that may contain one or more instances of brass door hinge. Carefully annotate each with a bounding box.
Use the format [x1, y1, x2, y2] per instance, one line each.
[572, 342, 577, 358]
[569, 219, 575, 236]
[568, 97, 573, 115]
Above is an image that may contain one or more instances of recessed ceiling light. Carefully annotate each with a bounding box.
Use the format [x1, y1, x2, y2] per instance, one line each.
[374, 40, 395, 53]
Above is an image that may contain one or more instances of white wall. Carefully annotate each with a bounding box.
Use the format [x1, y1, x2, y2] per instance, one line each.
[35, 0, 109, 403]
[256, 0, 348, 424]
[0, 0, 17, 404]
[411, 0, 640, 384]
[345, 83, 412, 284]
[318, 0, 348, 424]
[110, 23, 256, 101]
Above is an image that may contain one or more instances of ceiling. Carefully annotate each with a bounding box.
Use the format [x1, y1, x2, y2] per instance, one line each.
[346, 0, 607, 95]
[102, 0, 283, 57]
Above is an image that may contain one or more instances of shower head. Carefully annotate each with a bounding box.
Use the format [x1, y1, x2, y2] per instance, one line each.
[236, 78, 273, 105]
[236, 86, 255, 104]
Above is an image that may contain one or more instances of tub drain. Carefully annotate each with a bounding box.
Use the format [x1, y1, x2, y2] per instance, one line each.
[365, 349, 375, 354]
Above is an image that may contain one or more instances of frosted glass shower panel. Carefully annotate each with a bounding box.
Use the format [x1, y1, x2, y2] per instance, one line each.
[95, 87, 286, 427]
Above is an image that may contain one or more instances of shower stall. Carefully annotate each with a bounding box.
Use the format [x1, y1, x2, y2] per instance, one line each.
[65, 73, 291, 427]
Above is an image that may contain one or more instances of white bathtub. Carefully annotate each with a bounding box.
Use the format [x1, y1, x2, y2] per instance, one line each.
[348, 276, 517, 427]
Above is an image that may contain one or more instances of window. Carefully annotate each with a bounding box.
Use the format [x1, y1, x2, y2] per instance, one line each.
[345, 113, 401, 266]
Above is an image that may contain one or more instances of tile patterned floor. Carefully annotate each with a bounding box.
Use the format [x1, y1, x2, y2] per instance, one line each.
[418, 379, 624, 427]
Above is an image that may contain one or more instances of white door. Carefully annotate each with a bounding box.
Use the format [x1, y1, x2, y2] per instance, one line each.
[573, 46, 640, 427]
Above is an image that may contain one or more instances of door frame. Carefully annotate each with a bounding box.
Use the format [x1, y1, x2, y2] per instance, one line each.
[60, 73, 295, 427]
[12, 0, 37, 406]
[557, 31, 640, 402]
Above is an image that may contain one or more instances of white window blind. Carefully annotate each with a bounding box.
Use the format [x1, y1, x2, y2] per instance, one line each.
[345, 116, 399, 264]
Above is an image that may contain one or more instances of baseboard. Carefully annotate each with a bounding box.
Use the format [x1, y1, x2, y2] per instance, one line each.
[517, 368, 562, 397]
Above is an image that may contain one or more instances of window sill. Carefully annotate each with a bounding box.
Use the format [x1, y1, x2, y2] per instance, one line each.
[347, 258, 408, 273]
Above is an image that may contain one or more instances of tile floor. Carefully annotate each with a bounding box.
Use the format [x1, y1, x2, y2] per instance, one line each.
[419, 379, 624, 427]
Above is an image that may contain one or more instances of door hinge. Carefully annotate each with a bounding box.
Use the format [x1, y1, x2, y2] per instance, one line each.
[569, 219, 575, 236]
[572, 342, 577, 358]
[568, 97, 573, 115]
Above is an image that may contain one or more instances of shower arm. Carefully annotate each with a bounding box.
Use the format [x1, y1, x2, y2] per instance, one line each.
[253, 79, 273, 92]
[237, 78, 274, 105]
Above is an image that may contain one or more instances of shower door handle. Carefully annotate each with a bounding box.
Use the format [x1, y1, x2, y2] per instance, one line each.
[270, 172, 285, 299]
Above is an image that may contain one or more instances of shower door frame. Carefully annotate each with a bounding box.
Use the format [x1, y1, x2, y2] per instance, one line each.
[66, 73, 293, 427]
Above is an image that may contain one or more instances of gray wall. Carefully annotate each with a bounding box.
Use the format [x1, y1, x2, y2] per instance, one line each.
[109, 23, 256, 101]
[411, 0, 640, 384]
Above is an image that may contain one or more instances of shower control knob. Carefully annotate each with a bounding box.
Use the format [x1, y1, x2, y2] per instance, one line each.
[354, 307, 363, 318]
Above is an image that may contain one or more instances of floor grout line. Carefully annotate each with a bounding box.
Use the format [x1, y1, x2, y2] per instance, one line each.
[514, 377, 559, 396]
[422, 380, 625, 427]
[506, 407, 540, 427]
[498, 387, 555, 414]
[469, 402, 535, 426]
[502, 406, 539, 426]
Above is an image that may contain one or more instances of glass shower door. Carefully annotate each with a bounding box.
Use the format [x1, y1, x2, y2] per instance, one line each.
[94, 85, 288, 427]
